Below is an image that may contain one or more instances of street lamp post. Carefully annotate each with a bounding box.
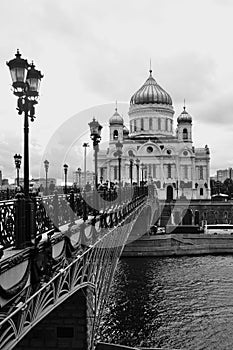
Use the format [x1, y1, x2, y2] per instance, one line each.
[129, 158, 134, 185]
[14, 153, 22, 187]
[83, 142, 89, 186]
[176, 180, 179, 199]
[135, 158, 140, 187]
[88, 117, 102, 212]
[63, 164, 68, 194]
[77, 167, 81, 188]
[115, 140, 123, 203]
[141, 163, 145, 188]
[44, 160, 49, 195]
[7, 50, 43, 198]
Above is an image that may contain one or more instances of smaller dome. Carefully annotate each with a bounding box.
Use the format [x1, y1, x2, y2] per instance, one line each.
[109, 108, 124, 125]
[177, 106, 192, 123]
[123, 125, 129, 134]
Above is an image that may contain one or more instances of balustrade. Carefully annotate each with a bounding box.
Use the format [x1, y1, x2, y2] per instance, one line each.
[0, 186, 149, 250]
[0, 199, 15, 249]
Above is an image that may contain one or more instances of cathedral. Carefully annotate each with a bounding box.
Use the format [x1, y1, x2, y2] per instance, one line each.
[98, 69, 210, 200]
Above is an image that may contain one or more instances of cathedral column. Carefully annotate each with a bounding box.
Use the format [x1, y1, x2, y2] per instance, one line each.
[160, 158, 164, 184]
[191, 158, 196, 199]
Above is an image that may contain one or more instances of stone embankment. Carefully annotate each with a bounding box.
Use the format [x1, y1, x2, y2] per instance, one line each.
[122, 233, 233, 257]
[96, 342, 167, 349]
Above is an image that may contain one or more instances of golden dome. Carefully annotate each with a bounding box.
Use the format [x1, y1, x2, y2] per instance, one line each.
[130, 70, 172, 106]
[109, 108, 124, 125]
[177, 106, 192, 123]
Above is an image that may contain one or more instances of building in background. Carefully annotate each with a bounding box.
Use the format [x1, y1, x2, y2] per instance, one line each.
[216, 168, 233, 182]
[2, 179, 9, 186]
[73, 170, 94, 187]
[15, 177, 24, 186]
[30, 178, 56, 191]
[98, 69, 211, 200]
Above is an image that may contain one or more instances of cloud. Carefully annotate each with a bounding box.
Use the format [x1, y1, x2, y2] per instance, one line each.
[0, 132, 45, 181]
[75, 49, 217, 108]
[39, 103, 129, 181]
[193, 93, 233, 127]
[157, 53, 216, 105]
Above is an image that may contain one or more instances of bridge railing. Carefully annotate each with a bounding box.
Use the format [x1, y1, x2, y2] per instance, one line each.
[0, 199, 15, 249]
[0, 186, 149, 251]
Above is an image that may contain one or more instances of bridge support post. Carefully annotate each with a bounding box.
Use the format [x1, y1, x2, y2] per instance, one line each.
[53, 190, 60, 231]
[14, 193, 29, 248]
[15, 287, 95, 350]
[69, 190, 75, 225]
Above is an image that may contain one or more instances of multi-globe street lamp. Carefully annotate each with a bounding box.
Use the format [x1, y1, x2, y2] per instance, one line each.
[63, 164, 68, 194]
[88, 117, 102, 212]
[7, 50, 43, 248]
[14, 153, 22, 187]
[44, 160, 49, 195]
[7, 50, 43, 199]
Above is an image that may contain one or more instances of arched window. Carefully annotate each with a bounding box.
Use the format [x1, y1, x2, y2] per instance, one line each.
[130, 121, 133, 133]
[153, 164, 156, 178]
[184, 165, 188, 179]
[165, 118, 168, 131]
[194, 210, 200, 225]
[148, 164, 152, 176]
[134, 119, 137, 131]
[113, 130, 118, 140]
[199, 166, 204, 180]
[183, 128, 188, 140]
[167, 164, 172, 178]
[200, 188, 203, 196]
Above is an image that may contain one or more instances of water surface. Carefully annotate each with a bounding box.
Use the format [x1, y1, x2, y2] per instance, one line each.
[98, 256, 233, 349]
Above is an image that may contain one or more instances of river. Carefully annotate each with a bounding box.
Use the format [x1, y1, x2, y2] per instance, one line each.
[98, 255, 233, 349]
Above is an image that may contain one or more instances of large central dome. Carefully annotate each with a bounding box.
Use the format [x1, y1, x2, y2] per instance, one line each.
[130, 70, 172, 106]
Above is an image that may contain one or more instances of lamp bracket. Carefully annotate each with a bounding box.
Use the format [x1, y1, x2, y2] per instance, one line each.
[17, 97, 37, 121]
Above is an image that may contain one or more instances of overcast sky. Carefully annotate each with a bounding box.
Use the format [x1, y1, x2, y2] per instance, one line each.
[1, 0, 233, 182]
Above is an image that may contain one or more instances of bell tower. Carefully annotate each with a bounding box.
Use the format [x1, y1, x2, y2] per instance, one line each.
[177, 106, 192, 142]
[109, 107, 124, 144]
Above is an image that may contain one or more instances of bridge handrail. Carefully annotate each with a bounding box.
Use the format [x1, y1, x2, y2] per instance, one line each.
[0, 186, 149, 250]
[0, 199, 16, 249]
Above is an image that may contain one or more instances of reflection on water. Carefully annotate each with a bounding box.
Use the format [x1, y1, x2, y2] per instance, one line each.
[98, 256, 233, 349]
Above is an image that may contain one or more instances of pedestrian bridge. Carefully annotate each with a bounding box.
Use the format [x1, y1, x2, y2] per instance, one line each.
[0, 186, 158, 350]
